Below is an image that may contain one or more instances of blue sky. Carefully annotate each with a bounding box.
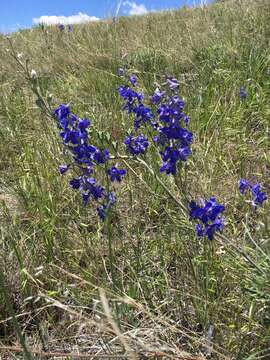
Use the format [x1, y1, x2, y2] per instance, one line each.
[0, 0, 209, 33]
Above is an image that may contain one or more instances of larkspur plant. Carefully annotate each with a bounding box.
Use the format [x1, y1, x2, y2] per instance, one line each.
[57, 24, 72, 32]
[117, 71, 226, 241]
[189, 198, 225, 240]
[53, 103, 125, 220]
[52, 71, 195, 228]
[58, 24, 65, 31]
[239, 86, 247, 100]
[117, 72, 192, 176]
[239, 178, 267, 207]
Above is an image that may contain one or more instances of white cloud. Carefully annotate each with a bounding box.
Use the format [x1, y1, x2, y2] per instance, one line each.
[33, 12, 99, 25]
[123, 1, 148, 16]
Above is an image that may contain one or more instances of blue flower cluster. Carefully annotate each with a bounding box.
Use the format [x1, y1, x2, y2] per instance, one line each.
[117, 84, 144, 116]
[124, 134, 149, 155]
[239, 86, 247, 100]
[97, 192, 117, 221]
[117, 71, 192, 175]
[53, 104, 125, 220]
[239, 179, 267, 207]
[58, 24, 72, 32]
[189, 198, 225, 240]
[108, 166, 126, 182]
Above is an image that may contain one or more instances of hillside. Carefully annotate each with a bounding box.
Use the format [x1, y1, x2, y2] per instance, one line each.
[0, 0, 269, 358]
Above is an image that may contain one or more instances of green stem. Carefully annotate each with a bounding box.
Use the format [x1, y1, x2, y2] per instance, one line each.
[106, 210, 116, 290]
[104, 163, 116, 291]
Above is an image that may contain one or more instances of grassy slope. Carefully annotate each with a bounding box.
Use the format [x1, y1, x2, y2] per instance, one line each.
[0, 0, 269, 358]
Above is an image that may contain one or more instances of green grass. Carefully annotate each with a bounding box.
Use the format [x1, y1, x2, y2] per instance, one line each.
[0, 0, 270, 358]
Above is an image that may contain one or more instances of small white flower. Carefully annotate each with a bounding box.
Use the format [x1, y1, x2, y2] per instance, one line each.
[30, 69, 37, 79]
[17, 53, 23, 59]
